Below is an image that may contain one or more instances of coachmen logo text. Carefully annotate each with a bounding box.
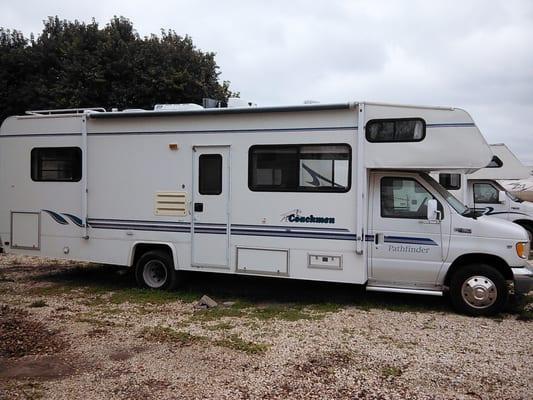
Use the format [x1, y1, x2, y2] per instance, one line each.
[280, 209, 335, 224]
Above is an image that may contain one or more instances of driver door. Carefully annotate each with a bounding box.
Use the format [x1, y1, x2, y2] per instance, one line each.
[368, 172, 448, 286]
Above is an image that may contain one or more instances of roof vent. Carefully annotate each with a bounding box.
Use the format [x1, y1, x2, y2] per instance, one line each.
[227, 98, 257, 108]
[154, 104, 203, 111]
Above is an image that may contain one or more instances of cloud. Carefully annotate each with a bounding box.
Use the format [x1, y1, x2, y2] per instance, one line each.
[1, 0, 532, 163]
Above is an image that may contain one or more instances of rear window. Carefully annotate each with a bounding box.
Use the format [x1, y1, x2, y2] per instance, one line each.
[366, 118, 425, 143]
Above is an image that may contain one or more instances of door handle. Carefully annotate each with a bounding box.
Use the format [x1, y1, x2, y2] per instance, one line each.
[375, 233, 384, 245]
[194, 203, 204, 212]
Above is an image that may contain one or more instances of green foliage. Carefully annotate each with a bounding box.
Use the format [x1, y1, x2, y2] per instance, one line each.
[0, 16, 235, 122]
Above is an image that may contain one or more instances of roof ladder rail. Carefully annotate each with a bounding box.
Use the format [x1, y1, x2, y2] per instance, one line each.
[25, 107, 106, 116]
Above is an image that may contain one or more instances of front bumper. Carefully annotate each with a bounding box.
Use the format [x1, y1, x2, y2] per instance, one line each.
[512, 265, 533, 295]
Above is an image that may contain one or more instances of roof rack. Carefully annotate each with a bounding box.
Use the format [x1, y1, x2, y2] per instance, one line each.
[25, 107, 106, 116]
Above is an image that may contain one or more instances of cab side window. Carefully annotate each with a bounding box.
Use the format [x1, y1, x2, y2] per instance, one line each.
[381, 177, 441, 219]
[473, 183, 499, 203]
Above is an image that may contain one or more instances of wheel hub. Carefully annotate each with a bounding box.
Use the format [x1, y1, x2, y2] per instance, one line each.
[461, 275, 497, 309]
[143, 260, 167, 288]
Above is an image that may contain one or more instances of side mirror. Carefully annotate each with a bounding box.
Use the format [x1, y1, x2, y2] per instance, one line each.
[498, 191, 507, 203]
[427, 199, 438, 221]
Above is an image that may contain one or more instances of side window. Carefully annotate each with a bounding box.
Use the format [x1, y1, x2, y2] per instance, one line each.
[381, 177, 440, 219]
[486, 156, 503, 168]
[439, 173, 461, 190]
[31, 147, 82, 182]
[366, 118, 425, 143]
[249, 144, 351, 192]
[199, 154, 222, 195]
[473, 183, 499, 203]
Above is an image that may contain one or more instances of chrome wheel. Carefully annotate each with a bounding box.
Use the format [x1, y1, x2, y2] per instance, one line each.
[142, 260, 168, 288]
[461, 275, 497, 309]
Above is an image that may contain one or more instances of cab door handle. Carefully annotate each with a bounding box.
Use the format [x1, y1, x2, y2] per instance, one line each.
[375, 233, 384, 245]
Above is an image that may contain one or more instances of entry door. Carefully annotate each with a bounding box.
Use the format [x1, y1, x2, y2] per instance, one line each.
[192, 146, 230, 268]
[368, 172, 448, 286]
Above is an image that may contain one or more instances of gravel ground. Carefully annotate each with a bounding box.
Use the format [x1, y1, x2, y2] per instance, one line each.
[0, 254, 531, 400]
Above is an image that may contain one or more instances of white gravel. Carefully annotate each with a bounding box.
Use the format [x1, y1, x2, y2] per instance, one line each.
[0, 254, 531, 400]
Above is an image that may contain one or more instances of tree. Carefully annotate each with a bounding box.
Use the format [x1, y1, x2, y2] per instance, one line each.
[0, 16, 235, 122]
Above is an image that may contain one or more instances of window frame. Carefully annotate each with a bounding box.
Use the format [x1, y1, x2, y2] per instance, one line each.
[30, 147, 82, 182]
[248, 143, 352, 193]
[486, 156, 503, 168]
[198, 153, 223, 195]
[380, 176, 443, 220]
[473, 182, 500, 204]
[438, 173, 462, 190]
[365, 118, 426, 143]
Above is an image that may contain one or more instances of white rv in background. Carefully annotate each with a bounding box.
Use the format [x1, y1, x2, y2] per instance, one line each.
[0, 102, 532, 316]
[436, 144, 533, 242]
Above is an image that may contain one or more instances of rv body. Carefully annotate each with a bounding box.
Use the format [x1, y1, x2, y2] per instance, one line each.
[1, 102, 531, 315]
[436, 144, 533, 241]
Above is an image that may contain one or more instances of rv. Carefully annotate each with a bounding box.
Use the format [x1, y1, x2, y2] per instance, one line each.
[436, 144, 533, 242]
[0, 102, 531, 315]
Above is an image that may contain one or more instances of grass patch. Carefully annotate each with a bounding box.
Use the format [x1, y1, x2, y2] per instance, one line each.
[249, 304, 318, 321]
[29, 299, 47, 308]
[205, 322, 234, 331]
[381, 365, 403, 378]
[139, 326, 204, 345]
[214, 334, 269, 355]
[29, 284, 78, 296]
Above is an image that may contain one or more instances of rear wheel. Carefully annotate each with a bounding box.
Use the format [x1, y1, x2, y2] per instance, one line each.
[449, 264, 508, 316]
[135, 250, 178, 290]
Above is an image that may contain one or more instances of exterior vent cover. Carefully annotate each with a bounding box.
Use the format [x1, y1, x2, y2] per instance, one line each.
[154, 191, 187, 216]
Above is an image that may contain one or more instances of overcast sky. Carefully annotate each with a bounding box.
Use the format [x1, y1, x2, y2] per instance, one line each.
[2, 0, 532, 163]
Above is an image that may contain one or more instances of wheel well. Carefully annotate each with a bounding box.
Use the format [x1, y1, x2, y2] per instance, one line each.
[131, 243, 174, 267]
[513, 219, 533, 232]
[444, 253, 513, 286]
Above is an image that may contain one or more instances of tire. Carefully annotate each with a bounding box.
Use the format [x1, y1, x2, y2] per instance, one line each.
[135, 250, 178, 290]
[449, 263, 508, 316]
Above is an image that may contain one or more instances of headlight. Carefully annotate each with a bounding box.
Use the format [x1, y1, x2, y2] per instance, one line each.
[516, 242, 529, 259]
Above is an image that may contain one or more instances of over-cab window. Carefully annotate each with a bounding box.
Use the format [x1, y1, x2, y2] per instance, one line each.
[199, 154, 222, 195]
[366, 118, 425, 143]
[381, 177, 441, 219]
[473, 183, 499, 204]
[249, 144, 351, 192]
[439, 173, 461, 190]
[486, 156, 503, 168]
[31, 147, 82, 182]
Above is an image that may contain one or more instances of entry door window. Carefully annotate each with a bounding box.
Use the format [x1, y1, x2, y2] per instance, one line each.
[199, 154, 222, 195]
[473, 183, 499, 203]
[381, 177, 437, 219]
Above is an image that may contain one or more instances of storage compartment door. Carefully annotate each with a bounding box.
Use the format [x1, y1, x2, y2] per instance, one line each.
[11, 212, 40, 250]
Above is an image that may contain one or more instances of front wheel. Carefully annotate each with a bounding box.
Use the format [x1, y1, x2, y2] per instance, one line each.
[449, 264, 508, 316]
[135, 250, 178, 290]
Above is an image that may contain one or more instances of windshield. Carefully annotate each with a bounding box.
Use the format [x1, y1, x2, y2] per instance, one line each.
[490, 180, 524, 203]
[506, 191, 524, 203]
[420, 173, 469, 215]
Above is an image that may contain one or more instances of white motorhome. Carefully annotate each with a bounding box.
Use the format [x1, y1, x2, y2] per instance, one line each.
[436, 144, 533, 242]
[0, 102, 531, 315]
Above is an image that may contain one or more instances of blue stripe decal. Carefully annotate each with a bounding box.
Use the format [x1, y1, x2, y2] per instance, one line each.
[87, 218, 189, 226]
[427, 123, 476, 128]
[0, 123, 476, 139]
[365, 235, 375, 241]
[231, 229, 356, 241]
[384, 236, 438, 246]
[42, 210, 69, 225]
[62, 213, 85, 227]
[232, 223, 350, 232]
